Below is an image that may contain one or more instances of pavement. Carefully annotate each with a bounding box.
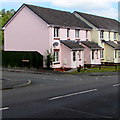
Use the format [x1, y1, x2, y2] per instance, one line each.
[1, 78, 31, 90]
[1, 67, 119, 90]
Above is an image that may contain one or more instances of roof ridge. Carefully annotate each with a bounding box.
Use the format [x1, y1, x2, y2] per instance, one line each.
[74, 11, 118, 22]
[24, 3, 72, 14]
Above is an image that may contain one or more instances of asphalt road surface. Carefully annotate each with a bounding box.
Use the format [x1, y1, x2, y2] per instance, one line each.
[1, 71, 119, 119]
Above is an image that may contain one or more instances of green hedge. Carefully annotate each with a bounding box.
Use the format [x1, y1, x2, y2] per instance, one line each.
[2, 51, 43, 69]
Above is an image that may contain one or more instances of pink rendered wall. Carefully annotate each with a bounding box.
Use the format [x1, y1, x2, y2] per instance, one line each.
[81, 44, 91, 64]
[4, 6, 50, 55]
[81, 43, 101, 65]
[60, 43, 71, 68]
[60, 28, 67, 40]
[80, 30, 91, 41]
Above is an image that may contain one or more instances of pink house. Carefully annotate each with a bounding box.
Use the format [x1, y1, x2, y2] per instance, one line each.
[80, 41, 101, 66]
[3, 4, 101, 70]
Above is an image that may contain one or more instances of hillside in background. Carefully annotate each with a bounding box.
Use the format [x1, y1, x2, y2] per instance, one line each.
[0, 9, 15, 49]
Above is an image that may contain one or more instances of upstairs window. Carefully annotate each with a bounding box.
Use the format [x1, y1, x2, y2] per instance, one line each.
[114, 32, 117, 40]
[54, 28, 59, 37]
[86, 30, 88, 39]
[100, 30, 104, 39]
[108, 31, 111, 40]
[73, 51, 76, 61]
[67, 28, 70, 37]
[75, 29, 80, 38]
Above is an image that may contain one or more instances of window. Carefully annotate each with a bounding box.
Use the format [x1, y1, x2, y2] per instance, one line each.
[114, 32, 117, 40]
[75, 29, 80, 38]
[115, 50, 117, 58]
[100, 49, 104, 58]
[53, 51, 59, 62]
[92, 50, 94, 60]
[86, 30, 88, 39]
[73, 51, 76, 61]
[108, 31, 110, 40]
[67, 29, 70, 37]
[118, 52, 120, 58]
[78, 51, 81, 61]
[100, 30, 104, 39]
[54, 28, 59, 37]
[96, 50, 99, 59]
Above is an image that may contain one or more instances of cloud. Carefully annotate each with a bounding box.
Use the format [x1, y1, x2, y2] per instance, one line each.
[1, 0, 118, 20]
[91, 8, 118, 20]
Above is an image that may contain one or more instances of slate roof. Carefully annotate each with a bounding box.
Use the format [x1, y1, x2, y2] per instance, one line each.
[24, 4, 92, 29]
[60, 40, 84, 50]
[81, 41, 101, 50]
[74, 11, 119, 32]
[102, 41, 120, 50]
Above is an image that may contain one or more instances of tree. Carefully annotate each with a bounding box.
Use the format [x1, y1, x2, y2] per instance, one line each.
[44, 49, 54, 69]
[0, 9, 15, 48]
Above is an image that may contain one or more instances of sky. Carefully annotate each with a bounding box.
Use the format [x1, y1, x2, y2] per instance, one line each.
[0, 0, 119, 20]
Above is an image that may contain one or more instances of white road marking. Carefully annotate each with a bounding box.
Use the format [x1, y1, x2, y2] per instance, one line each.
[113, 83, 120, 87]
[0, 107, 9, 111]
[49, 89, 98, 101]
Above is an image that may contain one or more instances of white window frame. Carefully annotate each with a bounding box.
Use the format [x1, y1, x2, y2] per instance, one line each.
[92, 50, 95, 60]
[114, 32, 117, 40]
[86, 30, 88, 39]
[118, 51, 120, 58]
[78, 51, 81, 61]
[115, 50, 117, 58]
[53, 51, 59, 62]
[75, 29, 80, 38]
[100, 31, 104, 39]
[100, 49, 104, 59]
[67, 28, 70, 38]
[54, 27, 59, 37]
[73, 51, 76, 61]
[108, 31, 110, 40]
[96, 50, 99, 59]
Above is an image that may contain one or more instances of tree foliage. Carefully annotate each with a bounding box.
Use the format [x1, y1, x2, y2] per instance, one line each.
[44, 49, 54, 69]
[0, 9, 15, 47]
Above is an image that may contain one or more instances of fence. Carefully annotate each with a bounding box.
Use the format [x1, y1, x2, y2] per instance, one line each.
[2, 51, 43, 69]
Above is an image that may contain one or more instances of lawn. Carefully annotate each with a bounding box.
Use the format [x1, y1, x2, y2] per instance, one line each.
[70, 65, 120, 74]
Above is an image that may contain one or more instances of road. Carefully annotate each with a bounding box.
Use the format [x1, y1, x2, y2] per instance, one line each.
[1, 71, 119, 119]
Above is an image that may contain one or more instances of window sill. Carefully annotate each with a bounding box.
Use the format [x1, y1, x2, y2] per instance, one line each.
[75, 38, 80, 41]
[53, 62, 60, 65]
[54, 38, 60, 40]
